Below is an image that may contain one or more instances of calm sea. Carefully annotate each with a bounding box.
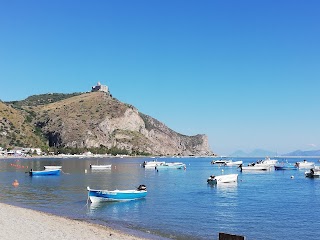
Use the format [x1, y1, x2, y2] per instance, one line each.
[1, 156, 320, 240]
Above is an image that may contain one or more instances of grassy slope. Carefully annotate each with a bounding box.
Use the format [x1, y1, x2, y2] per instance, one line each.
[0, 102, 45, 148]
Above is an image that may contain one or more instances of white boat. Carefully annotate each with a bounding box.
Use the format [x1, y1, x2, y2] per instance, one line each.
[142, 160, 166, 168]
[256, 157, 278, 166]
[295, 160, 315, 169]
[156, 162, 186, 169]
[87, 185, 147, 202]
[44, 165, 62, 170]
[240, 164, 271, 171]
[90, 164, 112, 169]
[211, 157, 232, 165]
[305, 166, 320, 178]
[224, 160, 243, 166]
[207, 174, 238, 184]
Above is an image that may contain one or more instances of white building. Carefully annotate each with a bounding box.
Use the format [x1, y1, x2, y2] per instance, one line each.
[22, 148, 42, 155]
[91, 82, 109, 93]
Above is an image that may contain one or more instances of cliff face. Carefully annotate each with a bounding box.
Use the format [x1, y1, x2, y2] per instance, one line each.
[35, 92, 213, 156]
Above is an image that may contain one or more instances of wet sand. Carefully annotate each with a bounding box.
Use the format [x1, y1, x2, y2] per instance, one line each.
[0, 203, 150, 240]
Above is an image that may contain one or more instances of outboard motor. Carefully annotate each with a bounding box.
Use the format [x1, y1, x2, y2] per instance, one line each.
[137, 184, 147, 191]
[207, 175, 215, 183]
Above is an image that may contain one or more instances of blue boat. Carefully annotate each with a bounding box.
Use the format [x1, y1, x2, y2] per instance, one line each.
[274, 164, 298, 170]
[87, 185, 147, 203]
[29, 169, 61, 176]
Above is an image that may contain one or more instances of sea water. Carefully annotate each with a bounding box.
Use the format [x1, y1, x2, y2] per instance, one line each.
[1, 156, 320, 240]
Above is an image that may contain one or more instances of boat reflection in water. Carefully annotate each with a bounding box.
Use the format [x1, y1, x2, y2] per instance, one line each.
[87, 198, 146, 217]
[208, 181, 238, 191]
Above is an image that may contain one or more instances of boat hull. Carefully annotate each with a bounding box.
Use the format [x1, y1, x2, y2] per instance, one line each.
[305, 172, 320, 178]
[275, 166, 298, 170]
[143, 161, 165, 168]
[29, 169, 61, 176]
[207, 174, 238, 184]
[224, 161, 243, 166]
[156, 162, 186, 169]
[241, 165, 271, 171]
[87, 187, 147, 202]
[90, 164, 112, 169]
[296, 162, 315, 169]
[305, 168, 320, 178]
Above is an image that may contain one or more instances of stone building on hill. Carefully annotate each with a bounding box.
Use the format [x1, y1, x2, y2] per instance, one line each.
[91, 82, 109, 93]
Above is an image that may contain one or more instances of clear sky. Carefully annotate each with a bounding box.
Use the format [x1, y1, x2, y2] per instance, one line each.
[1, 0, 320, 155]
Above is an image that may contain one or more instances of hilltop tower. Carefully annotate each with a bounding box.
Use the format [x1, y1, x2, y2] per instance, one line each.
[91, 82, 109, 93]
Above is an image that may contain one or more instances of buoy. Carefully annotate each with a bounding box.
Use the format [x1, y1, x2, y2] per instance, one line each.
[12, 180, 19, 187]
[291, 176, 294, 179]
[84, 169, 87, 173]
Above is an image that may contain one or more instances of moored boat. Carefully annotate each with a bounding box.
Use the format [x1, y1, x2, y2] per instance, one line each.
[239, 163, 271, 171]
[256, 157, 278, 166]
[274, 163, 298, 170]
[155, 162, 186, 169]
[305, 166, 320, 178]
[224, 160, 243, 166]
[211, 157, 232, 165]
[29, 169, 61, 176]
[207, 174, 238, 184]
[87, 185, 147, 202]
[90, 164, 112, 169]
[44, 165, 62, 170]
[295, 160, 315, 169]
[142, 160, 165, 168]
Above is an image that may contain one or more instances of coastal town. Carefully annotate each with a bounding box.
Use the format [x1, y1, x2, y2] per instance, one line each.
[0, 146, 42, 157]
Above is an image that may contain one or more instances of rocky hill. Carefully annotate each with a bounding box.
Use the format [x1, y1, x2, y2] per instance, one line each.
[5, 92, 213, 156]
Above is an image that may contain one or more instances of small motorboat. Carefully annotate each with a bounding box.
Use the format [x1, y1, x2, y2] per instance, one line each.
[87, 185, 147, 202]
[44, 166, 62, 170]
[274, 163, 298, 170]
[155, 162, 186, 169]
[90, 164, 112, 169]
[142, 160, 165, 168]
[239, 164, 271, 171]
[256, 157, 278, 166]
[305, 166, 320, 178]
[29, 169, 61, 176]
[211, 157, 232, 165]
[295, 160, 315, 169]
[224, 160, 243, 166]
[207, 174, 238, 184]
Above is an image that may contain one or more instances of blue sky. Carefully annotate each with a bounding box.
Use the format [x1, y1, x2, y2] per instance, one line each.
[1, 0, 320, 155]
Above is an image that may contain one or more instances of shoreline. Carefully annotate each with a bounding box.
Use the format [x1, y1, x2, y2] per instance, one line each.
[0, 202, 158, 240]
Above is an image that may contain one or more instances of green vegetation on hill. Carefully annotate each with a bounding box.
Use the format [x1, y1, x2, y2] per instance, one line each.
[6, 92, 82, 108]
[0, 102, 46, 150]
[49, 146, 150, 156]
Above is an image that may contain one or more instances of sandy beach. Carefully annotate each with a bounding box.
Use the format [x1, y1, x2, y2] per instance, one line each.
[0, 203, 150, 240]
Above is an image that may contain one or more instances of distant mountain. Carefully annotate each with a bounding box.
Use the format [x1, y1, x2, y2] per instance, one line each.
[231, 149, 320, 157]
[230, 150, 247, 157]
[283, 150, 320, 156]
[230, 149, 277, 157]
